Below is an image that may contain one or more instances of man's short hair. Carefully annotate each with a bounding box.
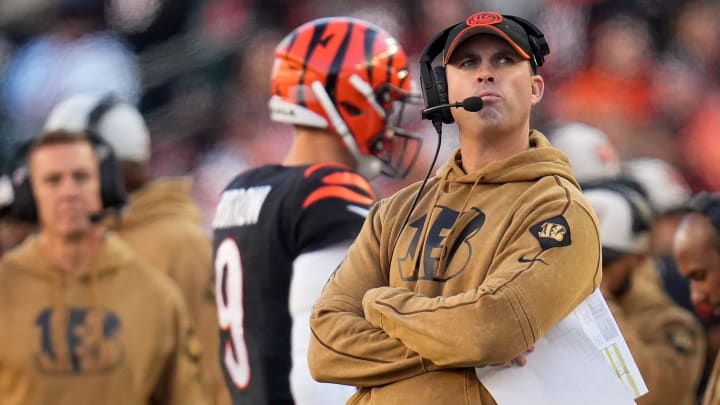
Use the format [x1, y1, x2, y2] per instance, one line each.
[28, 130, 97, 161]
[685, 191, 720, 249]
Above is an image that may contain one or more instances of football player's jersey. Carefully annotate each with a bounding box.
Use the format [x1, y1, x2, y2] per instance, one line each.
[212, 163, 375, 404]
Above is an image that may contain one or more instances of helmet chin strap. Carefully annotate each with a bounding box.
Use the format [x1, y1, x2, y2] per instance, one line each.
[310, 80, 382, 179]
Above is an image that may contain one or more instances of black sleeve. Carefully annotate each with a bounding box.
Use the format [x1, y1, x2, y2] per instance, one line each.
[290, 164, 376, 255]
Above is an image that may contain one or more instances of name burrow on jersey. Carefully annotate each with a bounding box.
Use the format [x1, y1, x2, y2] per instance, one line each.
[213, 186, 272, 228]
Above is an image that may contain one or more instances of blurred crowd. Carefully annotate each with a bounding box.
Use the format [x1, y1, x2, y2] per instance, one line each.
[2, 0, 719, 232]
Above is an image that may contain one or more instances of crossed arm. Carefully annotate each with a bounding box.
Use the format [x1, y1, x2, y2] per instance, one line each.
[308, 198, 601, 387]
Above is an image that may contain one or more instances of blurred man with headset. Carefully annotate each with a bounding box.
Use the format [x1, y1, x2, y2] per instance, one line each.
[0, 130, 208, 404]
[44, 94, 226, 404]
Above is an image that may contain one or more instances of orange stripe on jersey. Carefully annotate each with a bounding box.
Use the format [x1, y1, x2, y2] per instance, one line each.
[321, 172, 376, 200]
[303, 186, 374, 209]
[304, 163, 352, 178]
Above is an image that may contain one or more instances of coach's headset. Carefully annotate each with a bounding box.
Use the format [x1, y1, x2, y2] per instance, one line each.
[7, 94, 127, 223]
[419, 14, 550, 126]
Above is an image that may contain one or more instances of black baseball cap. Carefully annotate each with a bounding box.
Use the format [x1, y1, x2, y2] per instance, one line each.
[443, 11, 532, 65]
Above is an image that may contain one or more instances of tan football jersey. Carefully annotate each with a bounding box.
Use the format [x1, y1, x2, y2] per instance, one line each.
[308, 131, 603, 404]
[0, 233, 209, 405]
[112, 177, 227, 404]
[610, 260, 705, 405]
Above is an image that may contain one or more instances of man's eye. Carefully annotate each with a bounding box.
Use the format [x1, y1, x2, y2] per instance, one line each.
[498, 56, 513, 64]
[459, 58, 476, 68]
[74, 172, 90, 183]
[45, 175, 61, 185]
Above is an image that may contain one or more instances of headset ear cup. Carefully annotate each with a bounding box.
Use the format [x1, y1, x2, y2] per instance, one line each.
[99, 152, 127, 210]
[86, 133, 127, 211]
[420, 60, 441, 117]
[14, 177, 36, 222]
[432, 66, 454, 124]
[8, 141, 38, 223]
[12, 172, 37, 223]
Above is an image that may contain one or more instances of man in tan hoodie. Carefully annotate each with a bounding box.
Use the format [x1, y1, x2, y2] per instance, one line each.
[43, 93, 226, 404]
[308, 11, 602, 404]
[0, 130, 209, 404]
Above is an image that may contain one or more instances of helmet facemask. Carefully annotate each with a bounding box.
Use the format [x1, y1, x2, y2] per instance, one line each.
[369, 84, 422, 179]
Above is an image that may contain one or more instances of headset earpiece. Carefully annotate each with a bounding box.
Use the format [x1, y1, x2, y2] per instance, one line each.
[419, 25, 455, 124]
[503, 15, 550, 70]
[7, 140, 36, 222]
[85, 132, 127, 211]
[431, 66, 454, 124]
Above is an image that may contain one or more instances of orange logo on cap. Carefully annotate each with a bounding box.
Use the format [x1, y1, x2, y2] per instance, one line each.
[466, 11, 503, 26]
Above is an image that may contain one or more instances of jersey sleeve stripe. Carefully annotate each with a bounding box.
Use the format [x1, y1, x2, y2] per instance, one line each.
[302, 186, 374, 209]
[321, 172, 376, 199]
[304, 162, 352, 178]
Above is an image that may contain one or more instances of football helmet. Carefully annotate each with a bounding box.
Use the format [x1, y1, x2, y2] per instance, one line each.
[44, 93, 150, 163]
[269, 17, 421, 179]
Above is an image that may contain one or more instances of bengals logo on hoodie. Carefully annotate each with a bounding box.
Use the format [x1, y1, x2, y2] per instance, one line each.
[34, 307, 123, 374]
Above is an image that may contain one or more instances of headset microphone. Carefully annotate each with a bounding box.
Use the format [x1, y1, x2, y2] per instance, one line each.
[88, 209, 113, 224]
[421, 96, 483, 118]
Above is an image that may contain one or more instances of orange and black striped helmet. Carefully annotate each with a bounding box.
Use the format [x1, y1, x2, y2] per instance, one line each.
[269, 17, 421, 179]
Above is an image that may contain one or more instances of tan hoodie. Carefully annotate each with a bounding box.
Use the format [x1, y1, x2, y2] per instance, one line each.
[0, 233, 209, 405]
[308, 131, 602, 404]
[609, 259, 705, 405]
[112, 177, 226, 404]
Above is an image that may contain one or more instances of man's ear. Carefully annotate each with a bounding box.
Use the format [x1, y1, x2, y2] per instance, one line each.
[530, 75, 544, 106]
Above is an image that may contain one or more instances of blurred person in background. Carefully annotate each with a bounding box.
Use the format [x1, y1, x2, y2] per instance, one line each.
[547, 12, 654, 158]
[623, 159, 716, 399]
[0, 0, 140, 148]
[43, 93, 228, 405]
[211, 16, 422, 404]
[677, 91, 720, 192]
[623, 158, 694, 310]
[644, 53, 720, 190]
[190, 27, 286, 233]
[648, 57, 709, 171]
[664, 0, 720, 82]
[586, 185, 705, 405]
[546, 123, 658, 282]
[0, 130, 208, 404]
[674, 192, 720, 405]
[544, 121, 622, 187]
